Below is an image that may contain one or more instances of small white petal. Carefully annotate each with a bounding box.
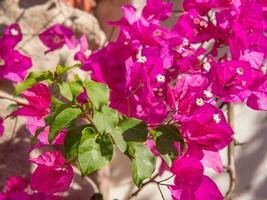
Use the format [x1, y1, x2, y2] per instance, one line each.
[196, 98, 205, 106]
[156, 74, 165, 83]
[11, 28, 19, 36]
[213, 114, 221, 123]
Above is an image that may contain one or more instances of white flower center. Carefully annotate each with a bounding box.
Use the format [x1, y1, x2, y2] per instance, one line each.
[236, 67, 244, 75]
[10, 28, 19, 36]
[156, 74, 165, 83]
[182, 38, 189, 46]
[137, 56, 147, 63]
[204, 90, 213, 98]
[199, 20, 208, 27]
[203, 62, 211, 71]
[213, 114, 221, 123]
[84, 50, 92, 57]
[175, 46, 184, 53]
[136, 46, 147, 64]
[196, 98, 204, 106]
[153, 29, 161, 36]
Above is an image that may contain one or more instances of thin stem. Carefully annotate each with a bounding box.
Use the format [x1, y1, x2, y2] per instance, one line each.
[156, 183, 166, 200]
[79, 105, 97, 130]
[157, 174, 175, 183]
[225, 103, 236, 200]
[108, 26, 116, 42]
[10, 117, 18, 141]
[172, 9, 184, 14]
[0, 95, 20, 104]
[129, 174, 159, 199]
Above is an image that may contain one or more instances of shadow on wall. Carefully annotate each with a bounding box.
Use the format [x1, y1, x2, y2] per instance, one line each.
[18, 0, 48, 9]
[0, 125, 31, 188]
[94, 0, 132, 41]
[235, 114, 267, 199]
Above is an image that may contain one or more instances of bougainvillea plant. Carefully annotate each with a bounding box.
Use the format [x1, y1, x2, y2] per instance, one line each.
[0, 0, 266, 199]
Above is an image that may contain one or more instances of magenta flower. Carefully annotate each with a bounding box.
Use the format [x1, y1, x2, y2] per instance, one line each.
[0, 117, 4, 137]
[2, 23, 22, 48]
[11, 83, 51, 119]
[169, 157, 223, 200]
[142, 0, 173, 22]
[0, 176, 28, 200]
[246, 72, 267, 111]
[0, 176, 64, 200]
[39, 24, 78, 53]
[201, 150, 223, 174]
[0, 23, 32, 82]
[212, 60, 252, 102]
[74, 33, 90, 65]
[183, 0, 229, 15]
[167, 74, 213, 116]
[30, 151, 73, 194]
[173, 9, 217, 43]
[10, 83, 65, 144]
[5, 176, 27, 194]
[183, 142, 223, 174]
[84, 41, 168, 124]
[26, 117, 66, 145]
[180, 103, 233, 151]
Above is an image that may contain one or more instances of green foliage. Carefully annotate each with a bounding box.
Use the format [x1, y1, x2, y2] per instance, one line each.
[64, 126, 87, 161]
[110, 127, 127, 152]
[55, 64, 80, 76]
[84, 80, 109, 110]
[129, 143, 156, 187]
[78, 127, 113, 176]
[15, 70, 53, 95]
[48, 107, 81, 143]
[58, 81, 83, 102]
[16, 72, 157, 186]
[118, 118, 148, 142]
[153, 124, 184, 166]
[6, 104, 19, 113]
[92, 105, 119, 134]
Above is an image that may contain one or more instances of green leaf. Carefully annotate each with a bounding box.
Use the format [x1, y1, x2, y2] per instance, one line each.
[58, 81, 84, 102]
[119, 118, 148, 142]
[45, 104, 70, 125]
[154, 125, 184, 166]
[110, 127, 127, 152]
[68, 81, 84, 99]
[130, 143, 156, 187]
[84, 80, 109, 110]
[51, 96, 64, 109]
[49, 107, 81, 143]
[58, 82, 73, 101]
[31, 126, 47, 145]
[15, 71, 53, 95]
[55, 64, 80, 75]
[96, 134, 113, 161]
[92, 105, 119, 134]
[78, 127, 113, 176]
[7, 104, 19, 113]
[64, 126, 87, 161]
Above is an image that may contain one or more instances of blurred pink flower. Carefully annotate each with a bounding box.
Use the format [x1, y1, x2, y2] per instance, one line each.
[0, 23, 32, 82]
[39, 24, 78, 53]
[30, 151, 73, 194]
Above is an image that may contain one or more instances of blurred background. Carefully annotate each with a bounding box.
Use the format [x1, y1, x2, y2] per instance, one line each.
[0, 0, 267, 199]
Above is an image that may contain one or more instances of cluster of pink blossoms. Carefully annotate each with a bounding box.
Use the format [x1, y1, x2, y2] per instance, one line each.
[73, 0, 266, 199]
[0, 0, 266, 199]
[0, 152, 71, 200]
